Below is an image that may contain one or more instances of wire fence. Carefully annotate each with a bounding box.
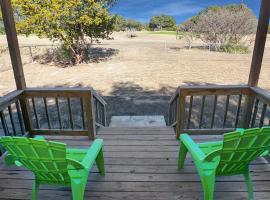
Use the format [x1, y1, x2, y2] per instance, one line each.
[0, 44, 60, 72]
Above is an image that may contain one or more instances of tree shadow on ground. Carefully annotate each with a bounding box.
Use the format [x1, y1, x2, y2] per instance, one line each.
[109, 81, 175, 96]
[34, 46, 119, 67]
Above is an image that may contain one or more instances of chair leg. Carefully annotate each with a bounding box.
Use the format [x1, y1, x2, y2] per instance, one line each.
[201, 173, 216, 200]
[71, 181, 86, 200]
[178, 141, 188, 170]
[243, 171, 254, 200]
[96, 148, 105, 176]
[31, 180, 40, 200]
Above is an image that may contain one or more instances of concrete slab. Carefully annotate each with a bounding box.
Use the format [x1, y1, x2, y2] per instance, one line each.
[109, 115, 166, 127]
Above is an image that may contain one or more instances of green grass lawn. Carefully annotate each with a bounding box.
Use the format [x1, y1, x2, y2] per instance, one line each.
[148, 31, 176, 35]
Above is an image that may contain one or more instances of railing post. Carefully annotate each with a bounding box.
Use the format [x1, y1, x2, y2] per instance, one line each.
[85, 92, 96, 140]
[242, 88, 255, 128]
[176, 89, 185, 139]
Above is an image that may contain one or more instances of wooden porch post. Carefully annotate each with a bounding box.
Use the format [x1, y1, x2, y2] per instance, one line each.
[248, 0, 270, 87]
[0, 0, 26, 89]
[0, 0, 32, 133]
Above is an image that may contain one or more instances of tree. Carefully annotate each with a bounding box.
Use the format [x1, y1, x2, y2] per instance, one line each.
[178, 17, 198, 49]
[149, 15, 176, 31]
[112, 15, 143, 31]
[126, 19, 143, 31]
[0, 12, 4, 34]
[12, 0, 115, 64]
[180, 4, 257, 51]
[113, 15, 127, 32]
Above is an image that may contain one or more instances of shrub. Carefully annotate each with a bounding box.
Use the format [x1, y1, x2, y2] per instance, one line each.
[180, 4, 257, 51]
[219, 43, 249, 54]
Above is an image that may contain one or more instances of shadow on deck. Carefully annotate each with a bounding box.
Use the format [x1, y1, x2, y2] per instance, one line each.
[0, 127, 270, 199]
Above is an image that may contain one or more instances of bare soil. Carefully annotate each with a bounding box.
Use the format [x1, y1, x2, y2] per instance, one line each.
[0, 32, 269, 96]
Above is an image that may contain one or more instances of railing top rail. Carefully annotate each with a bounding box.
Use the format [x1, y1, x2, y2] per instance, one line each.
[25, 87, 107, 106]
[24, 88, 93, 98]
[178, 85, 250, 96]
[250, 87, 270, 105]
[0, 90, 23, 110]
[91, 90, 107, 106]
[168, 87, 180, 104]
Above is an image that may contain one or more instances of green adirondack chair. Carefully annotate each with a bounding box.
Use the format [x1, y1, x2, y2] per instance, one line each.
[0, 136, 105, 200]
[178, 127, 270, 200]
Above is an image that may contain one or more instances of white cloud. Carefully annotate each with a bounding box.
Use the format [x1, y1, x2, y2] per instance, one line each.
[150, 1, 202, 17]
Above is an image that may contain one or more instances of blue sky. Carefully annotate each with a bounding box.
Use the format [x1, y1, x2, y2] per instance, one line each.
[110, 0, 261, 24]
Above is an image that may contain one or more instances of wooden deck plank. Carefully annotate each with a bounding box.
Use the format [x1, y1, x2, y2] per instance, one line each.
[3, 189, 270, 200]
[0, 127, 270, 199]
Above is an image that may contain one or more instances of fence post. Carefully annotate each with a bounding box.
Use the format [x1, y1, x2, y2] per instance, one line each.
[28, 46, 34, 62]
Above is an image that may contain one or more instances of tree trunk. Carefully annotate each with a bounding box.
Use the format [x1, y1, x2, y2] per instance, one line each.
[70, 46, 84, 65]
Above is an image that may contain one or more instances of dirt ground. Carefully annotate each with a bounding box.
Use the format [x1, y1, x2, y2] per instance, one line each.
[0, 32, 270, 96]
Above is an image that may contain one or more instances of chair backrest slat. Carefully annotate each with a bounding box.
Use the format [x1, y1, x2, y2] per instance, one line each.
[217, 127, 270, 175]
[0, 137, 71, 184]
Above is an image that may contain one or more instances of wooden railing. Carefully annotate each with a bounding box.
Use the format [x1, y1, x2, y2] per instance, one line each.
[0, 90, 27, 156]
[0, 90, 26, 137]
[168, 85, 270, 138]
[249, 87, 270, 128]
[92, 90, 107, 130]
[0, 88, 107, 144]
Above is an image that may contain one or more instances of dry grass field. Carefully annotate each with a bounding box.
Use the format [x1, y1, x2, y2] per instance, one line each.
[0, 32, 270, 96]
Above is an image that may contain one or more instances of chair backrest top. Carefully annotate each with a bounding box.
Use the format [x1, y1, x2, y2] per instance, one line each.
[0, 136, 71, 184]
[216, 127, 270, 175]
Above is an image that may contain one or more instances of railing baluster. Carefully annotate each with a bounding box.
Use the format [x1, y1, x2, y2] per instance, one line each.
[80, 98, 86, 129]
[259, 103, 267, 127]
[43, 97, 51, 129]
[211, 96, 217, 128]
[0, 111, 9, 136]
[251, 99, 260, 128]
[31, 98, 40, 129]
[67, 98, 74, 129]
[170, 100, 174, 124]
[199, 96, 206, 128]
[15, 101, 24, 135]
[187, 96, 193, 129]
[95, 98, 99, 124]
[104, 104, 107, 126]
[235, 94, 242, 128]
[101, 104, 105, 125]
[223, 95, 230, 128]
[8, 105, 16, 136]
[55, 98, 62, 129]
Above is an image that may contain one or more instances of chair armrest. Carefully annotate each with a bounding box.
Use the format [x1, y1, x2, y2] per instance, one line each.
[81, 139, 104, 170]
[67, 158, 85, 170]
[236, 128, 244, 132]
[34, 136, 46, 141]
[180, 134, 206, 162]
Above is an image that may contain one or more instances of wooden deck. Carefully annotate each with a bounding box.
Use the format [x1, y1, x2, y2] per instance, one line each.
[1, 127, 270, 199]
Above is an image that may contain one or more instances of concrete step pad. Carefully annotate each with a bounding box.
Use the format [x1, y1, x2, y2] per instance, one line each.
[109, 115, 166, 128]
